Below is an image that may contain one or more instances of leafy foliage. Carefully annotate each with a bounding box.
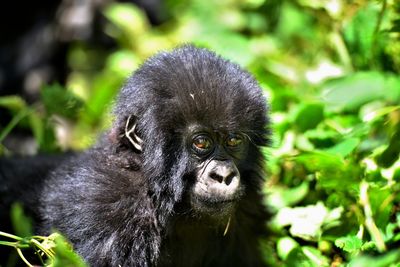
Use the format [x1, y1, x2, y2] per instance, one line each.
[0, 204, 86, 266]
[1, 0, 399, 266]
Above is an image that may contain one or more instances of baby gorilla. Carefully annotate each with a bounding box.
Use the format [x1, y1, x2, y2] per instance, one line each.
[40, 45, 270, 266]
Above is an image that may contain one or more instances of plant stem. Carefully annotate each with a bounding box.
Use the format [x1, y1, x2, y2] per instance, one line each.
[16, 248, 34, 267]
[31, 238, 55, 258]
[371, 0, 388, 68]
[0, 231, 23, 241]
[0, 108, 31, 143]
[359, 181, 386, 252]
[0, 241, 18, 247]
[331, 26, 353, 72]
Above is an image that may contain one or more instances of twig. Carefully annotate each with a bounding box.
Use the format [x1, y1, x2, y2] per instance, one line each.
[0, 108, 31, 143]
[16, 248, 34, 267]
[31, 238, 55, 258]
[371, 0, 387, 68]
[359, 181, 386, 252]
[223, 217, 231, 236]
[0, 231, 24, 241]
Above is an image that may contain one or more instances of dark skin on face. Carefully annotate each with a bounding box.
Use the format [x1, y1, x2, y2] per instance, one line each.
[185, 124, 248, 216]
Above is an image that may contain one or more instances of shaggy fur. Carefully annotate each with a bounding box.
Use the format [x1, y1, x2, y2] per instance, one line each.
[38, 45, 270, 266]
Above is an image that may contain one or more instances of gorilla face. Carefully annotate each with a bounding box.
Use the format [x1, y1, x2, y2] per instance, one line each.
[185, 125, 249, 217]
[115, 44, 269, 222]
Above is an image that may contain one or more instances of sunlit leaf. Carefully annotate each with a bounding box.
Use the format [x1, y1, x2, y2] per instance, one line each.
[274, 202, 343, 241]
[50, 234, 87, 267]
[266, 181, 309, 210]
[41, 84, 84, 119]
[104, 3, 148, 39]
[286, 246, 330, 267]
[335, 235, 363, 253]
[277, 237, 299, 260]
[321, 72, 400, 112]
[0, 96, 26, 111]
[325, 137, 360, 157]
[347, 250, 400, 267]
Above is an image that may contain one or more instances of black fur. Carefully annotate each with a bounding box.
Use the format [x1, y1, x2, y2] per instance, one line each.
[0, 154, 71, 229]
[39, 45, 269, 266]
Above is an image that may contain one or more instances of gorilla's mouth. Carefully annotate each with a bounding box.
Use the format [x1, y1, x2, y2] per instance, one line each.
[190, 193, 239, 216]
[188, 177, 245, 216]
[196, 195, 238, 204]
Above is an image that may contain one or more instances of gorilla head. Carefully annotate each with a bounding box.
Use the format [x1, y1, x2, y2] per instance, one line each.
[40, 45, 270, 266]
[112, 45, 269, 220]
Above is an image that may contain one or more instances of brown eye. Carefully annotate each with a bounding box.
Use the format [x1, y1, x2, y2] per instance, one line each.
[192, 135, 213, 153]
[226, 135, 243, 147]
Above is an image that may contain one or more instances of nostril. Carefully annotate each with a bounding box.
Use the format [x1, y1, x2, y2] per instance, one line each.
[209, 171, 238, 185]
[209, 172, 223, 183]
[225, 172, 237, 185]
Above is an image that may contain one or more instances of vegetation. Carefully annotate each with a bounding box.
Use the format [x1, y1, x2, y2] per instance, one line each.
[1, 0, 399, 266]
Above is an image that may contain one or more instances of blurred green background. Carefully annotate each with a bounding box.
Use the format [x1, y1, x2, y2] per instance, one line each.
[1, 0, 400, 266]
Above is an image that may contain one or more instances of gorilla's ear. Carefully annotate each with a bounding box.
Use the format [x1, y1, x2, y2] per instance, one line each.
[108, 115, 143, 153]
[124, 115, 143, 152]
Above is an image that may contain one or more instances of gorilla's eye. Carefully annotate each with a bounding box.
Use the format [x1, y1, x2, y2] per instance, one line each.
[192, 135, 213, 154]
[226, 135, 243, 148]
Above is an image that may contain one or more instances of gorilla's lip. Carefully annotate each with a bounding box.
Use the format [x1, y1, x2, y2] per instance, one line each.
[207, 198, 236, 204]
[194, 195, 239, 205]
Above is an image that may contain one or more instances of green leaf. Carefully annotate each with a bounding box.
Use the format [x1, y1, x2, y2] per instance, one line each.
[347, 249, 400, 267]
[277, 237, 299, 260]
[285, 246, 330, 267]
[296, 151, 362, 192]
[343, 3, 380, 68]
[321, 72, 400, 112]
[10, 203, 33, 237]
[103, 3, 148, 39]
[304, 128, 338, 148]
[194, 32, 253, 67]
[38, 120, 59, 152]
[376, 127, 400, 168]
[361, 105, 400, 123]
[0, 108, 31, 143]
[28, 112, 44, 146]
[82, 71, 122, 125]
[293, 102, 324, 132]
[274, 202, 343, 241]
[50, 234, 87, 267]
[106, 50, 140, 77]
[335, 235, 363, 253]
[368, 186, 392, 229]
[0, 95, 27, 111]
[266, 181, 309, 210]
[41, 84, 84, 119]
[325, 137, 360, 157]
[286, 247, 315, 267]
[302, 247, 330, 267]
[296, 151, 344, 173]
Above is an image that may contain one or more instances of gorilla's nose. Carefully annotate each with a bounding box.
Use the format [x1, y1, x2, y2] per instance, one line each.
[209, 165, 238, 186]
[207, 160, 240, 194]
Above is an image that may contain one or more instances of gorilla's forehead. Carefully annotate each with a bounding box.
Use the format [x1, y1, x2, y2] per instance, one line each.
[155, 98, 262, 140]
[182, 123, 238, 137]
[155, 50, 265, 123]
[117, 45, 267, 135]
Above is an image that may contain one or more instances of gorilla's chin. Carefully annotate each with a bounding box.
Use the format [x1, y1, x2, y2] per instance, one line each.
[190, 193, 238, 219]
